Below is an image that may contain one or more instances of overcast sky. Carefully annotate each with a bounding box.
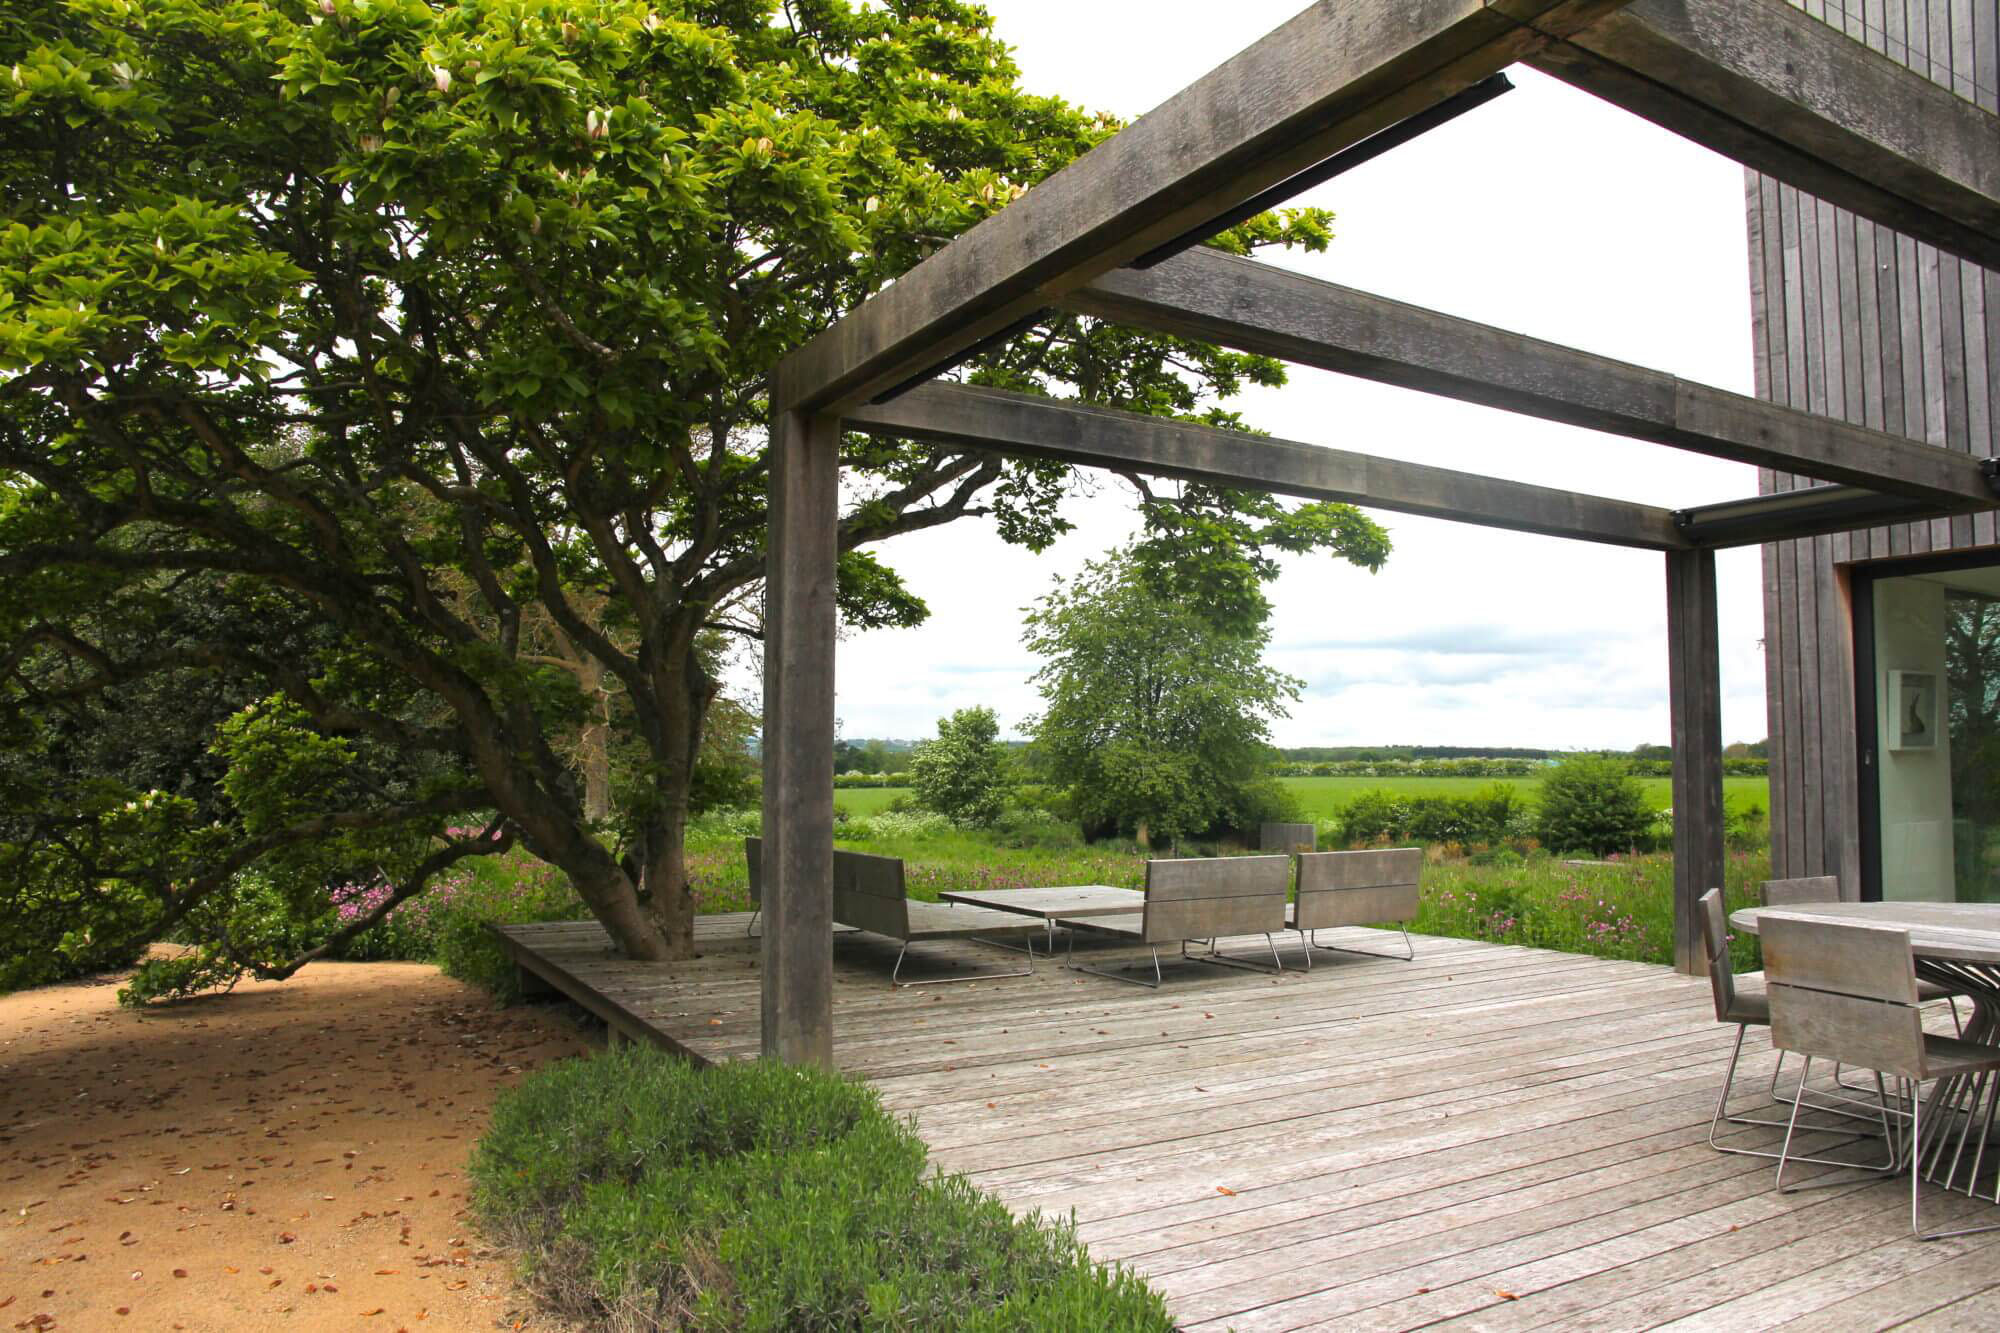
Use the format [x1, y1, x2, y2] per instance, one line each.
[802, 0, 1770, 750]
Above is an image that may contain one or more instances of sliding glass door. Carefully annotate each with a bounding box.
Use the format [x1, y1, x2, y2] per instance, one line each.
[1860, 557, 2000, 903]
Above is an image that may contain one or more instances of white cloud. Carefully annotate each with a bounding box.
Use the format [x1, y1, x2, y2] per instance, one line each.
[808, 1, 1773, 749]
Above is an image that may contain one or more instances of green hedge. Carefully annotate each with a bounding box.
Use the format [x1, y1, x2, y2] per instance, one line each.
[471, 1046, 1172, 1331]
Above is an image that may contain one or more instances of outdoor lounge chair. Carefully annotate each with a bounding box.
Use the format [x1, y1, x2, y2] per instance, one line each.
[746, 837, 1036, 983]
[823, 844, 1042, 985]
[1058, 855, 1290, 987]
[1287, 847, 1421, 966]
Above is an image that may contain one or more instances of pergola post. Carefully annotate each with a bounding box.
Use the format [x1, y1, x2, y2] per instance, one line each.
[1666, 548, 1725, 976]
[760, 405, 840, 1066]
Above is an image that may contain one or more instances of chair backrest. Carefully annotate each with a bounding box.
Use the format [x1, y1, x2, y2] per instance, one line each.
[1293, 848, 1422, 931]
[831, 848, 909, 939]
[1141, 855, 1289, 944]
[1762, 875, 1842, 907]
[1697, 888, 1738, 1021]
[745, 836, 762, 908]
[1762, 914, 1925, 1079]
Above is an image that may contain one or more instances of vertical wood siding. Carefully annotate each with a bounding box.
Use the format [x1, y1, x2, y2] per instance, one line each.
[1753, 0, 2000, 889]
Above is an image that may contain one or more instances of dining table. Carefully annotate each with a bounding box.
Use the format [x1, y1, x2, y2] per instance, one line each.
[1731, 900, 2000, 1200]
[937, 884, 1145, 955]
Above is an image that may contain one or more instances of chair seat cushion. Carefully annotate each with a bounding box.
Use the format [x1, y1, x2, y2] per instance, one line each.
[1056, 914, 1145, 941]
[899, 901, 1045, 942]
[1922, 1032, 2000, 1078]
[1725, 971, 1770, 1025]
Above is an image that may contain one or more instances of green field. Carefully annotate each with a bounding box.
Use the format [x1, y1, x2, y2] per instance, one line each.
[836, 774, 1770, 820]
[1277, 774, 1769, 819]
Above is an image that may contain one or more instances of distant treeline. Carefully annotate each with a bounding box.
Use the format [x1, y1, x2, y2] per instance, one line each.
[1276, 746, 1555, 762]
[1274, 757, 1767, 778]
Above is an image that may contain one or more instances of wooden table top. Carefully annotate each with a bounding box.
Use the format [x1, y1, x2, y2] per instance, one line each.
[937, 885, 1144, 919]
[1731, 901, 2000, 965]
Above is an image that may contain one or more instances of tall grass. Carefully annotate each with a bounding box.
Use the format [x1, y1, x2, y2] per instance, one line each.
[1415, 848, 1768, 972]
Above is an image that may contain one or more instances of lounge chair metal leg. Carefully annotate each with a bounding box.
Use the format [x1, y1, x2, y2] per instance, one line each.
[889, 937, 1034, 988]
[1305, 925, 1415, 961]
[746, 907, 760, 938]
[1061, 929, 1163, 987]
[1192, 933, 1284, 975]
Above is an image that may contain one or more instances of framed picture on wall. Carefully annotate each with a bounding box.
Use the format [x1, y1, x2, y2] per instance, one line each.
[1889, 670, 1939, 751]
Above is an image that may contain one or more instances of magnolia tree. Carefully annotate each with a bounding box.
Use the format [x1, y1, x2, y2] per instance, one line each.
[0, 0, 1373, 981]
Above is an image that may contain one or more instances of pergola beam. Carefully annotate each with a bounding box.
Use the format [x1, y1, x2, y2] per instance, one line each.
[1675, 485, 1971, 548]
[845, 382, 1692, 550]
[1535, 0, 2000, 272]
[776, 0, 1636, 416]
[1066, 249, 1999, 508]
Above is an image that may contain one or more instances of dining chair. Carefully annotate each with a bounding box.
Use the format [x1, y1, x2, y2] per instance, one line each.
[1700, 889, 1883, 1163]
[1764, 914, 2000, 1240]
[1762, 876, 1963, 1031]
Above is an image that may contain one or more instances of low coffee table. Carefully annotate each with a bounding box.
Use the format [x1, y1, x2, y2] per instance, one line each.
[937, 885, 1144, 955]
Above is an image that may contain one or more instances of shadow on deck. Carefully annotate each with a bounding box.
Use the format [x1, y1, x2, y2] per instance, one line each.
[494, 915, 2000, 1330]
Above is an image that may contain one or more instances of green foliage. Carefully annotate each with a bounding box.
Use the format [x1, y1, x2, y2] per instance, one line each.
[1335, 782, 1526, 848]
[1536, 756, 1656, 857]
[907, 706, 1011, 827]
[1023, 549, 1328, 843]
[0, 0, 1356, 974]
[1416, 850, 1769, 971]
[470, 1046, 1171, 1330]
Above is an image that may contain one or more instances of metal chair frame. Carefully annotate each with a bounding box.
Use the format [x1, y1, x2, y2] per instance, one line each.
[1062, 930, 1281, 988]
[885, 935, 1034, 988]
[1295, 924, 1414, 967]
[1764, 914, 2000, 1241]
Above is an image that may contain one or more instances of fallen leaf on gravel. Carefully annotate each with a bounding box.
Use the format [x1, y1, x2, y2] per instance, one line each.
[171, 1269, 187, 1279]
[361, 1308, 384, 1317]
[374, 1269, 399, 1276]
[277, 1232, 296, 1244]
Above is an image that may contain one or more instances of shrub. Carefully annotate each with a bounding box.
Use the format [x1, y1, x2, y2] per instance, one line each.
[471, 1046, 1172, 1331]
[1535, 756, 1654, 856]
[908, 706, 1013, 828]
[843, 809, 954, 843]
[1331, 784, 1526, 848]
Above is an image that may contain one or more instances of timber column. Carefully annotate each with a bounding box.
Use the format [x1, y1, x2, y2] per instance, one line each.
[761, 403, 840, 1065]
[1666, 547, 1725, 977]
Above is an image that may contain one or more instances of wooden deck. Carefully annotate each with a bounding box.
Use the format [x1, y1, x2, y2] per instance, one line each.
[496, 916, 2000, 1330]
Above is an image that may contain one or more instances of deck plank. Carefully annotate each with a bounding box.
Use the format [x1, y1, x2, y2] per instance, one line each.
[494, 917, 2000, 1330]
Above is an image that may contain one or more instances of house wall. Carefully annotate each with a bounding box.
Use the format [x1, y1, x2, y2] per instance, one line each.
[1752, 0, 2000, 893]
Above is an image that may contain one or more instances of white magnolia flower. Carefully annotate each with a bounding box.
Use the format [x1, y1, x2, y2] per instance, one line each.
[431, 64, 451, 93]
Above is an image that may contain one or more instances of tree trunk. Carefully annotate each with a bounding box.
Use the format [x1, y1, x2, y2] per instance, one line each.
[581, 695, 612, 823]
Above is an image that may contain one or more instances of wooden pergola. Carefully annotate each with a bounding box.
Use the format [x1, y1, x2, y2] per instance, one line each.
[759, 0, 2000, 1064]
